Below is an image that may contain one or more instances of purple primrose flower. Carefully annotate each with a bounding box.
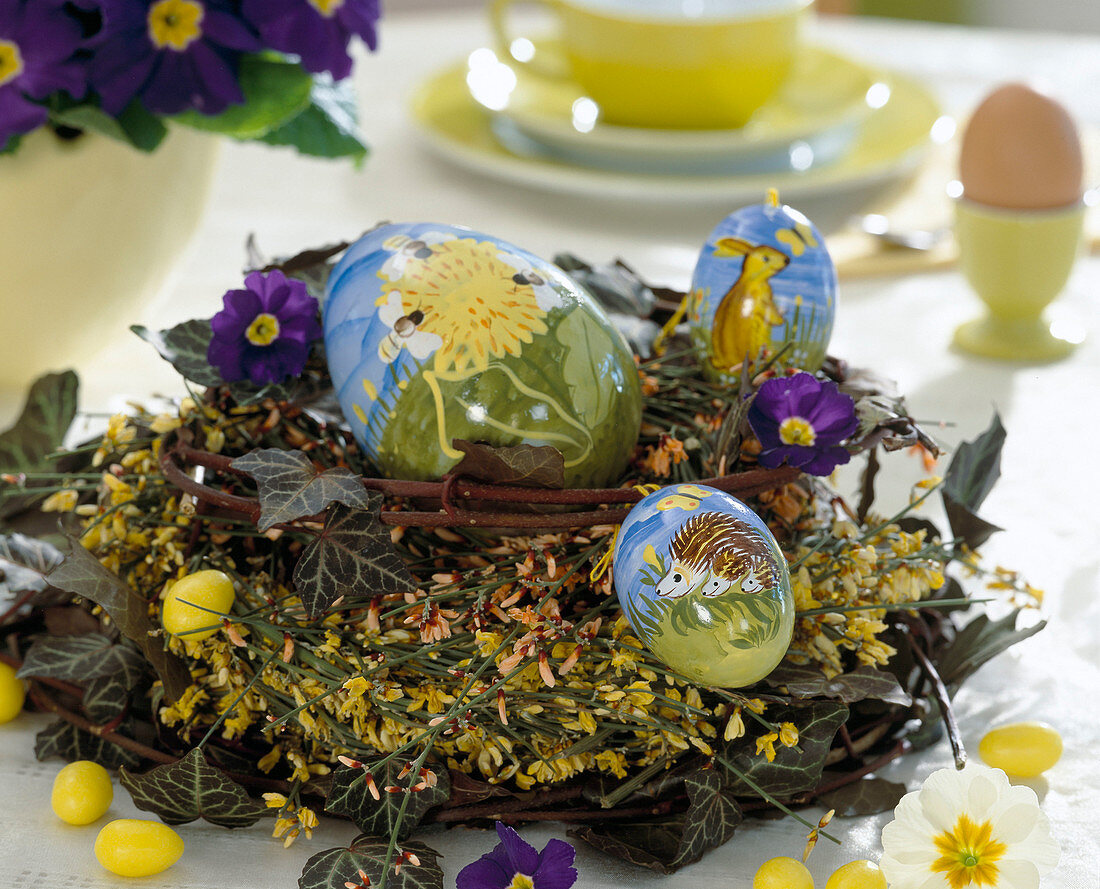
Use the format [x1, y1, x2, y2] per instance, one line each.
[207, 270, 321, 386]
[0, 0, 87, 149]
[89, 0, 259, 115]
[748, 372, 859, 476]
[456, 823, 578, 889]
[243, 0, 379, 80]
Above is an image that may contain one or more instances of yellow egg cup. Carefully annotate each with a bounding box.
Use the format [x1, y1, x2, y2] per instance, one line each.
[953, 199, 1085, 362]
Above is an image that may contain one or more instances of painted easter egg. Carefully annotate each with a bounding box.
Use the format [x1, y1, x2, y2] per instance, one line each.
[688, 199, 836, 385]
[612, 483, 794, 687]
[323, 223, 642, 487]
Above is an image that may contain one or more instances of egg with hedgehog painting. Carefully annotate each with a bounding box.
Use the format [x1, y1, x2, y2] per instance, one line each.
[322, 223, 642, 487]
[689, 197, 836, 385]
[612, 483, 794, 688]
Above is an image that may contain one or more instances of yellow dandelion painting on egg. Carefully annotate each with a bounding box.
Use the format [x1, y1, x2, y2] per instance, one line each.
[380, 237, 550, 375]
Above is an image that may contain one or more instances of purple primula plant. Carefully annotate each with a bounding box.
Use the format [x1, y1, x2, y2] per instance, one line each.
[243, 0, 380, 80]
[0, 0, 87, 149]
[747, 371, 859, 476]
[208, 269, 322, 386]
[457, 823, 578, 889]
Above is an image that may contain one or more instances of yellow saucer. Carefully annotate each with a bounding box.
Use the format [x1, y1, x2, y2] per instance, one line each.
[411, 49, 942, 202]
[469, 43, 875, 175]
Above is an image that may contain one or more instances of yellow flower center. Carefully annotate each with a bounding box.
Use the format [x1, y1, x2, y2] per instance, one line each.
[308, 0, 346, 15]
[0, 40, 24, 87]
[778, 416, 816, 446]
[506, 876, 534, 889]
[246, 313, 281, 346]
[931, 813, 1008, 889]
[147, 0, 204, 51]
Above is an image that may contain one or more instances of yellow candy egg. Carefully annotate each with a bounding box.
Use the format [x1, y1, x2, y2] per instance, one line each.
[161, 569, 235, 640]
[754, 856, 814, 889]
[51, 761, 114, 825]
[94, 819, 184, 877]
[0, 661, 26, 723]
[979, 721, 1063, 778]
[826, 859, 887, 889]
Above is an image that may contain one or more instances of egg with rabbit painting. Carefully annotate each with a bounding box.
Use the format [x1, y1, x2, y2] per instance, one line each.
[689, 199, 836, 385]
[323, 223, 641, 487]
[612, 483, 794, 687]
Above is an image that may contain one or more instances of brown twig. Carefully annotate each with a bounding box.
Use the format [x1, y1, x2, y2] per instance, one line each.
[906, 634, 967, 769]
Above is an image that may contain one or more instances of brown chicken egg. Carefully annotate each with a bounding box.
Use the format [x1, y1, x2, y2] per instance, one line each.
[959, 82, 1083, 210]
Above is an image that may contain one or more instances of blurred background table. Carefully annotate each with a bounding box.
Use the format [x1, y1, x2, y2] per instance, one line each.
[2, 7, 1098, 888]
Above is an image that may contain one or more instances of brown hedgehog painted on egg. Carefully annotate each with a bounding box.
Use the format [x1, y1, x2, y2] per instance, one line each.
[655, 511, 777, 600]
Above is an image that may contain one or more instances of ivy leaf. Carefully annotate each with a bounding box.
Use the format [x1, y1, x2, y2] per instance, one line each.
[119, 747, 266, 828]
[935, 609, 1046, 689]
[46, 536, 192, 702]
[570, 818, 689, 874]
[82, 672, 132, 722]
[764, 663, 911, 707]
[232, 449, 373, 531]
[260, 75, 368, 164]
[942, 413, 1006, 549]
[35, 719, 142, 770]
[451, 440, 565, 489]
[722, 702, 848, 798]
[132, 320, 222, 387]
[293, 501, 416, 618]
[17, 635, 145, 688]
[0, 533, 65, 604]
[817, 776, 908, 816]
[174, 55, 313, 139]
[676, 768, 743, 868]
[326, 760, 450, 841]
[300, 836, 443, 889]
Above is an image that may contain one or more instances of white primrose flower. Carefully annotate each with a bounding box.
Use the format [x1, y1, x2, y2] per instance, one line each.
[880, 764, 1059, 889]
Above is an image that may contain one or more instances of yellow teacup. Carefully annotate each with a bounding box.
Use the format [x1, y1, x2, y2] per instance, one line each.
[489, 0, 810, 130]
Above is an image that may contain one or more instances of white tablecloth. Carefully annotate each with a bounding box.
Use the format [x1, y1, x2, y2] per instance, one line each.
[2, 10, 1099, 888]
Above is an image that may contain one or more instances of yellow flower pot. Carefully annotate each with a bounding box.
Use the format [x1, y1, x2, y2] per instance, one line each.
[0, 126, 219, 390]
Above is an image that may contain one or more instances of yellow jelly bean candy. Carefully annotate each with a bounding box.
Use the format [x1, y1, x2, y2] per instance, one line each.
[94, 819, 184, 877]
[754, 856, 814, 889]
[826, 859, 887, 889]
[161, 569, 235, 640]
[0, 661, 26, 723]
[979, 721, 1063, 778]
[51, 760, 114, 825]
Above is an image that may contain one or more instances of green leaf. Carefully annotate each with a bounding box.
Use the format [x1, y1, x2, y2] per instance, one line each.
[119, 747, 266, 827]
[46, 536, 192, 702]
[293, 501, 417, 618]
[232, 448, 373, 531]
[132, 320, 222, 388]
[82, 672, 132, 723]
[35, 718, 142, 770]
[570, 818, 690, 874]
[764, 663, 911, 707]
[175, 55, 313, 139]
[260, 75, 368, 163]
[817, 776, 908, 816]
[676, 768, 743, 868]
[1, 133, 22, 154]
[935, 610, 1046, 689]
[326, 761, 450, 841]
[722, 702, 848, 798]
[942, 413, 1006, 549]
[18, 635, 145, 688]
[0, 533, 64, 603]
[451, 440, 565, 489]
[48, 100, 167, 152]
[0, 371, 78, 474]
[299, 835, 443, 889]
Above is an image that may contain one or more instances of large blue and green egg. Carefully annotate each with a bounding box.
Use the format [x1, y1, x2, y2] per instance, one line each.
[689, 199, 836, 385]
[612, 483, 794, 687]
[322, 223, 641, 486]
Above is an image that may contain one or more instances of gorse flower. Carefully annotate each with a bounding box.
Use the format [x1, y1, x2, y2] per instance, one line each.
[207, 269, 321, 385]
[880, 764, 1059, 889]
[457, 823, 577, 889]
[0, 0, 86, 149]
[89, 0, 260, 115]
[747, 372, 858, 476]
[243, 0, 380, 80]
